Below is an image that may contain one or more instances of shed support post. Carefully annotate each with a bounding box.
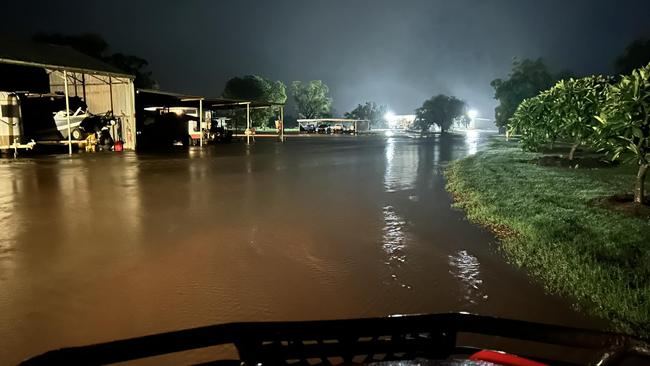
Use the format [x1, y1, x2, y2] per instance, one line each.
[199, 99, 204, 147]
[246, 102, 251, 145]
[109, 76, 115, 140]
[82, 74, 86, 101]
[108, 76, 114, 112]
[64, 70, 72, 155]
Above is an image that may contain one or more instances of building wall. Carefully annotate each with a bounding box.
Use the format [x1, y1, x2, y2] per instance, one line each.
[48, 71, 137, 150]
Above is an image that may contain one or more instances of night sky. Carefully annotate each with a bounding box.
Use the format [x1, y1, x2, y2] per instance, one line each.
[2, 0, 649, 118]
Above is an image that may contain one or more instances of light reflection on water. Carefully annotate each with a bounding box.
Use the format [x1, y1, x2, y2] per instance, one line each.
[383, 138, 418, 193]
[448, 250, 487, 305]
[381, 205, 411, 289]
[465, 130, 480, 156]
[0, 168, 19, 263]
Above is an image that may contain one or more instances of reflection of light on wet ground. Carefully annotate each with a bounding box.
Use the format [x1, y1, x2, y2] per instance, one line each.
[0, 169, 19, 262]
[448, 250, 487, 305]
[381, 205, 411, 289]
[383, 139, 418, 193]
[465, 130, 480, 156]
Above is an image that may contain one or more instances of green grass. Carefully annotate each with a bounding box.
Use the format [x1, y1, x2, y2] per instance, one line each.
[445, 137, 650, 337]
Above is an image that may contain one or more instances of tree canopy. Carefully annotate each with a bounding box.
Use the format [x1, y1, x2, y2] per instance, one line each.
[596, 63, 650, 204]
[507, 61, 649, 204]
[414, 94, 467, 133]
[344, 102, 387, 128]
[615, 38, 650, 76]
[291, 80, 332, 119]
[509, 75, 611, 159]
[223, 75, 286, 104]
[491, 58, 555, 130]
[551, 76, 611, 159]
[32, 32, 157, 89]
[222, 75, 286, 128]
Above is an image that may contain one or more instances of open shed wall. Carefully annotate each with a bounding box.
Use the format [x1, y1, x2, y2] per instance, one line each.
[48, 71, 137, 150]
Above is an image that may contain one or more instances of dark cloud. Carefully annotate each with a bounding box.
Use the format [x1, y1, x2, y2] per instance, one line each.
[2, 0, 649, 118]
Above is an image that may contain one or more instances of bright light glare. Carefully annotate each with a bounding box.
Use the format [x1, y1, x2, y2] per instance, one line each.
[467, 109, 479, 119]
[385, 130, 395, 137]
[384, 111, 396, 121]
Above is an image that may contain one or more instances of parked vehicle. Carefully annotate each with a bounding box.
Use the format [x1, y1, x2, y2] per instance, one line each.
[136, 111, 192, 149]
[208, 118, 233, 143]
[331, 124, 344, 133]
[300, 124, 316, 133]
[344, 124, 356, 134]
[317, 124, 330, 134]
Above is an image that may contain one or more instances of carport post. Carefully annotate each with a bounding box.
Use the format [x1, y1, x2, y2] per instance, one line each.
[199, 99, 204, 147]
[63, 70, 72, 155]
[246, 102, 251, 145]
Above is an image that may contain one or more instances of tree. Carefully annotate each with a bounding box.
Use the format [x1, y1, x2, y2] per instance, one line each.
[33, 32, 157, 89]
[222, 75, 287, 128]
[615, 38, 650, 76]
[414, 94, 467, 134]
[596, 63, 650, 204]
[491, 58, 555, 130]
[508, 75, 611, 158]
[291, 80, 332, 119]
[105, 53, 156, 89]
[33, 32, 108, 59]
[550, 76, 611, 160]
[345, 102, 387, 128]
[508, 92, 557, 151]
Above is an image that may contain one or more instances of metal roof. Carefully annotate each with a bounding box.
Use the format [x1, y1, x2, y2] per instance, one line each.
[136, 89, 284, 109]
[297, 118, 370, 123]
[0, 35, 134, 78]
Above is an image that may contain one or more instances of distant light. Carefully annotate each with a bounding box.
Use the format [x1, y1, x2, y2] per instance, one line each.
[467, 109, 479, 119]
[384, 111, 396, 121]
[385, 130, 394, 137]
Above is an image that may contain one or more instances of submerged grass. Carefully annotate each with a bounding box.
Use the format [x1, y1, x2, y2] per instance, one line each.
[445, 137, 650, 337]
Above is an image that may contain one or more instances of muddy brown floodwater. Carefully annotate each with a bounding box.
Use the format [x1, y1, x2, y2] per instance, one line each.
[0, 132, 603, 365]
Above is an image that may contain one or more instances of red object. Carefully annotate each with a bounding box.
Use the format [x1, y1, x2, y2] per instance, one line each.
[114, 140, 124, 152]
[470, 350, 548, 366]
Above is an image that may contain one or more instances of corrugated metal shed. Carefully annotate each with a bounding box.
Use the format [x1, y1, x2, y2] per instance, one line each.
[49, 72, 136, 150]
[0, 36, 137, 151]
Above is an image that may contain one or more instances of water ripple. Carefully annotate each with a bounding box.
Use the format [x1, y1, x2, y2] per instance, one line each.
[448, 250, 487, 305]
[381, 205, 411, 289]
[383, 139, 417, 193]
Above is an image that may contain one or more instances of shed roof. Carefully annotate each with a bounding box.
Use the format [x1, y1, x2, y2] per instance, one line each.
[297, 118, 370, 123]
[0, 35, 134, 78]
[136, 89, 284, 109]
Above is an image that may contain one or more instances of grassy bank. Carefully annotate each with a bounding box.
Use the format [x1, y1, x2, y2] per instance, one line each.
[445, 137, 650, 337]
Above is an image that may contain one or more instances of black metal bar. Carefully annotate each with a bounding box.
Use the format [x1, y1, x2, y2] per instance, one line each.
[19, 313, 650, 366]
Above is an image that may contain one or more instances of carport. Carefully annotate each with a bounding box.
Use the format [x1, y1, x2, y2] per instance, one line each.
[297, 118, 370, 134]
[137, 89, 285, 145]
[0, 37, 136, 154]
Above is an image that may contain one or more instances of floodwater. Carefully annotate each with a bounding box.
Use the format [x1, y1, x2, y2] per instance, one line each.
[0, 132, 602, 364]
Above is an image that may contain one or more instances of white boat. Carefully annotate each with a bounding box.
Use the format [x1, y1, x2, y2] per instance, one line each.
[53, 107, 90, 140]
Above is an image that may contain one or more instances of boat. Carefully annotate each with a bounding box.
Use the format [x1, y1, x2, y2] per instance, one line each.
[52, 107, 91, 140]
